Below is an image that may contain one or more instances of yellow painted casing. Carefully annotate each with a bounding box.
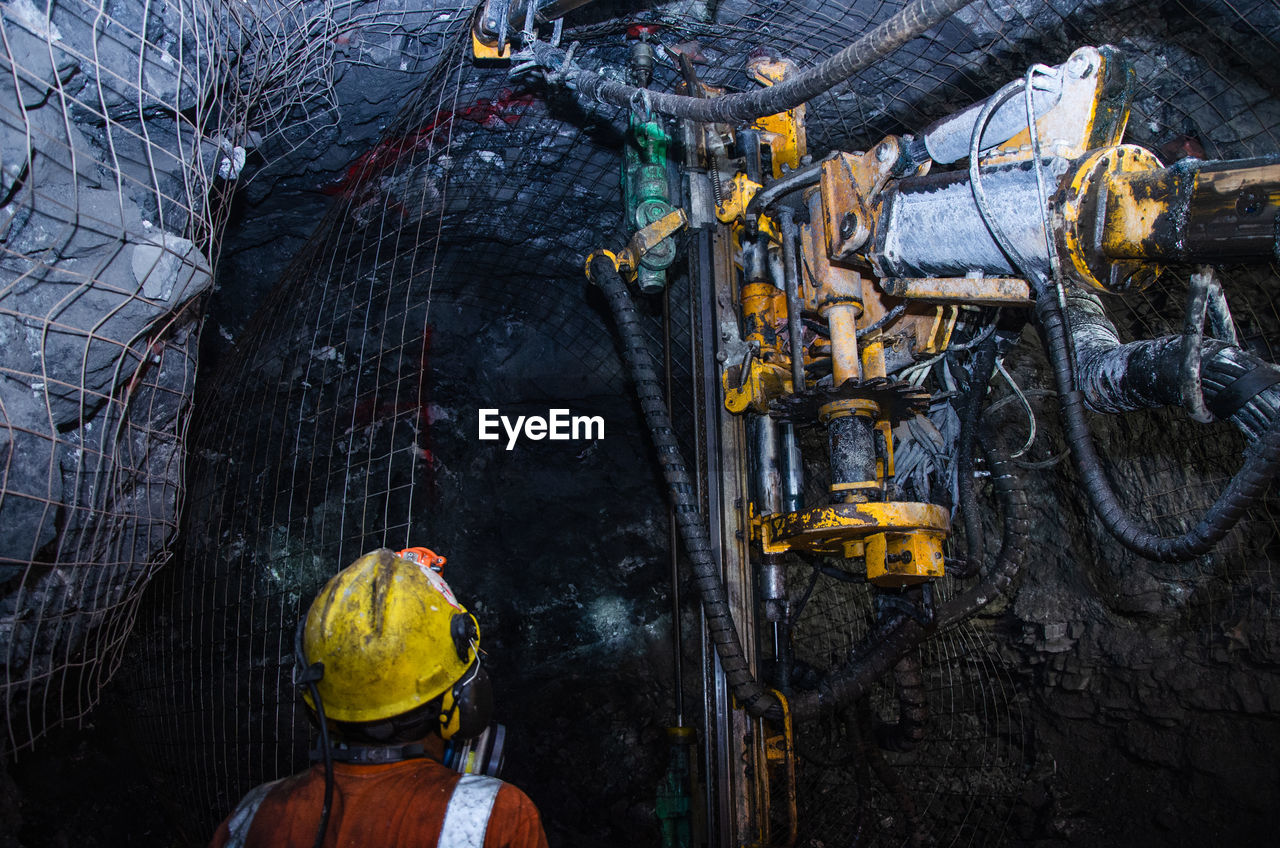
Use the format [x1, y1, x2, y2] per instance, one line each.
[722, 357, 792, 414]
[470, 27, 512, 60]
[758, 501, 949, 557]
[865, 530, 946, 586]
[748, 57, 807, 178]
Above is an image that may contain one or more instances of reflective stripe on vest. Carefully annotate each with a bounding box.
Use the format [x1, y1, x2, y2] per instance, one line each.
[225, 778, 285, 848]
[438, 774, 502, 848]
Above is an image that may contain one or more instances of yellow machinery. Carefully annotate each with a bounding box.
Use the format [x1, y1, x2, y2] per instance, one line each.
[577, 35, 1280, 847]
[714, 67, 954, 589]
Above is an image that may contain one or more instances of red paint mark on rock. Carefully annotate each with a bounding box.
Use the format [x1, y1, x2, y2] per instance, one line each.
[324, 92, 537, 197]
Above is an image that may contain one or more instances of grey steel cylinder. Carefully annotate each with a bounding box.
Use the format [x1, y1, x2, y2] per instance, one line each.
[872, 161, 1055, 280]
[750, 414, 783, 515]
[780, 422, 803, 513]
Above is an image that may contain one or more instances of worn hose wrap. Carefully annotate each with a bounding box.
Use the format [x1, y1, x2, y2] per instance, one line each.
[1064, 290, 1280, 438]
[590, 256, 783, 721]
[1038, 288, 1280, 561]
[532, 0, 975, 123]
[789, 440, 1028, 719]
[956, 341, 999, 575]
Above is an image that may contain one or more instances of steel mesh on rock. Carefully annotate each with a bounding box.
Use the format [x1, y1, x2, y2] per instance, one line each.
[0, 0, 1276, 845]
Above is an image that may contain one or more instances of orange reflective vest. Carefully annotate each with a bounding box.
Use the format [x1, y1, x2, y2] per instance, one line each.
[209, 758, 548, 848]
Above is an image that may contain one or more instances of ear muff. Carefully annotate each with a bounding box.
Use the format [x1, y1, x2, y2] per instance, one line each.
[439, 664, 493, 741]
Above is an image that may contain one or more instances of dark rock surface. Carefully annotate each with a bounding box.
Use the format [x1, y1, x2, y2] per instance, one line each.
[1, 1, 1279, 847]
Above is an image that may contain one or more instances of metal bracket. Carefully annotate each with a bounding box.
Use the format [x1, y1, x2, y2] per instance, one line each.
[715, 173, 778, 240]
[585, 208, 689, 282]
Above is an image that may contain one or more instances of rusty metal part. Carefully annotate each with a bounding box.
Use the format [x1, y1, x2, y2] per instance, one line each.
[586, 207, 689, 282]
[1102, 154, 1280, 266]
[821, 138, 908, 261]
[1055, 144, 1164, 292]
[802, 186, 863, 312]
[768, 378, 930, 425]
[748, 57, 807, 180]
[880, 276, 1032, 306]
[758, 501, 949, 557]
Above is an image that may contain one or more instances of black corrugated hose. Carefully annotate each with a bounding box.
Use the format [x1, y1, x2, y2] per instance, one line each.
[955, 341, 1000, 576]
[1037, 288, 1280, 562]
[531, 0, 975, 124]
[590, 256, 783, 721]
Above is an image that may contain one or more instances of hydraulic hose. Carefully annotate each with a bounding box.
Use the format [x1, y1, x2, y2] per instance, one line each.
[955, 341, 999, 575]
[591, 256, 783, 721]
[746, 161, 823, 219]
[532, 0, 975, 124]
[1037, 288, 1280, 561]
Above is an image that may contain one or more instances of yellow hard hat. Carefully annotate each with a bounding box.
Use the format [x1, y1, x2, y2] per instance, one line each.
[301, 548, 479, 725]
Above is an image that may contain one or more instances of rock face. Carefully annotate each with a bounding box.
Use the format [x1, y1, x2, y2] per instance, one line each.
[0, 0, 220, 750]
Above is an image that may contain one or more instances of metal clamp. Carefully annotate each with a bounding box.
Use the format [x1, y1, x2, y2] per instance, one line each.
[586, 207, 688, 282]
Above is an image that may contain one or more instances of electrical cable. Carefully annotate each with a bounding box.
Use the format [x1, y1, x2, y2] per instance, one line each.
[857, 304, 907, 339]
[946, 317, 999, 352]
[294, 623, 333, 848]
[981, 388, 1068, 470]
[528, 0, 977, 123]
[306, 679, 335, 848]
[956, 342, 996, 576]
[994, 358, 1036, 458]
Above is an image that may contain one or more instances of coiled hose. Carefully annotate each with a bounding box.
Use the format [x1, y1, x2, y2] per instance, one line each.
[532, 0, 975, 124]
[1038, 288, 1280, 561]
[590, 256, 782, 721]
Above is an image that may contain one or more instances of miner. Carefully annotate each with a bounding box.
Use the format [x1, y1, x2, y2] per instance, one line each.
[209, 547, 547, 847]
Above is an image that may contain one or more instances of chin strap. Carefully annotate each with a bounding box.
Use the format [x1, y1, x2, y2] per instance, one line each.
[313, 742, 430, 764]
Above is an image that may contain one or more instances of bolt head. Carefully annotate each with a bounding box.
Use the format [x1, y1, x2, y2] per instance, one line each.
[876, 141, 894, 162]
[1065, 51, 1095, 79]
[839, 211, 858, 240]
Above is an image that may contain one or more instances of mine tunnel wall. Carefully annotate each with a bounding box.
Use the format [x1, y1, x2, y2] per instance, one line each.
[0, 1, 1278, 846]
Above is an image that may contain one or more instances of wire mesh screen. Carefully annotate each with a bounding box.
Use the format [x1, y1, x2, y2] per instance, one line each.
[789, 590, 1025, 847]
[0, 0, 444, 757]
[0, 0, 227, 755]
[124, 14, 686, 838]
[0, 0, 1276, 844]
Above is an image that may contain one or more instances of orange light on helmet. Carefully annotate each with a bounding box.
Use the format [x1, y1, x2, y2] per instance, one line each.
[397, 546, 447, 573]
